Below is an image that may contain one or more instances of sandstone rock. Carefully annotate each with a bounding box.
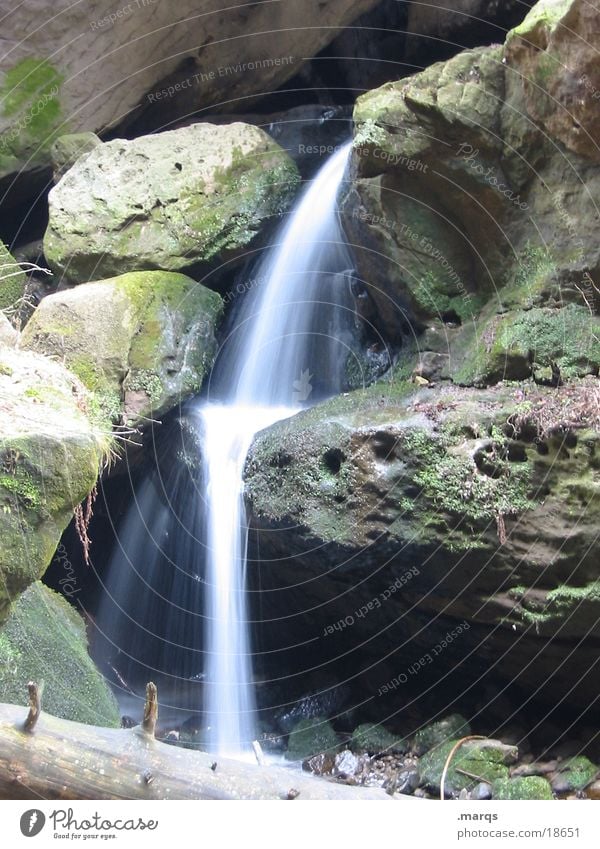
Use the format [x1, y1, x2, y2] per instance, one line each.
[0, 348, 105, 624]
[343, 31, 600, 356]
[50, 131, 100, 181]
[21, 270, 223, 425]
[0, 0, 380, 181]
[504, 0, 600, 164]
[44, 123, 300, 284]
[245, 376, 600, 709]
[0, 582, 120, 727]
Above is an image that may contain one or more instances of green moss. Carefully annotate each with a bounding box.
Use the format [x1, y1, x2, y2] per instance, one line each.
[419, 739, 513, 795]
[0, 58, 64, 157]
[510, 581, 600, 629]
[350, 722, 407, 754]
[285, 717, 341, 761]
[553, 756, 598, 791]
[414, 714, 471, 755]
[0, 582, 120, 726]
[0, 470, 42, 510]
[493, 776, 553, 800]
[509, 0, 571, 39]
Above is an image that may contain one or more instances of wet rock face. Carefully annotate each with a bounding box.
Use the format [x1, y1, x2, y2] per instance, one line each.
[44, 123, 300, 284]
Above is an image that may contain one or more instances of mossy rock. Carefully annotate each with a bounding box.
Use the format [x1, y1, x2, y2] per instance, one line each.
[285, 717, 341, 761]
[0, 348, 106, 623]
[552, 756, 599, 792]
[44, 122, 300, 283]
[0, 582, 119, 726]
[350, 722, 408, 754]
[449, 302, 600, 387]
[419, 738, 517, 797]
[493, 776, 554, 800]
[413, 714, 471, 755]
[0, 239, 26, 312]
[0, 57, 65, 174]
[21, 270, 223, 426]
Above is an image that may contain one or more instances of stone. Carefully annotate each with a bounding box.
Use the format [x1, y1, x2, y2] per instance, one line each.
[0, 347, 106, 624]
[492, 776, 554, 800]
[50, 131, 100, 180]
[419, 738, 517, 797]
[44, 123, 300, 283]
[21, 270, 223, 426]
[0, 0, 381, 182]
[0, 582, 120, 727]
[285, 717, 341, 761]
[414, 715, 472, 756]
[245, 376, 600, 710]
[504, 0, 600, 164]
[550, 756, 599, 793]
[350, 722, 408, 754]
[333, 749, 363, 780]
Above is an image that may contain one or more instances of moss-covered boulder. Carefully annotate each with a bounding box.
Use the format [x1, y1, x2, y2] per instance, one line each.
[350, 722, 407, 754]
[245, 376, 600, 710]
[448, 301, 600, 386]
[44, 123, 300, 284]
[0, 348, 105, 624]
[493, 776, 554, 800]
[0, 582, 119, 726]
[0, 239, 26, 313]
[285, 717, 341, 761]
[20, 270, 223, 425]
[551, 756, 599, 793]
[419, 738, 517, 797]
[343, 13, 600, 361]
[413, 715, 471, 756]
[505, 0, 600, 164]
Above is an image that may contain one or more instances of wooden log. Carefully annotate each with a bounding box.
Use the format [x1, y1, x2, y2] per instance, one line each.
[0, 703, 405, 801]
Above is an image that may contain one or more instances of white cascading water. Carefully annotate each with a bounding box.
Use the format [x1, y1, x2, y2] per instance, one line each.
[200, 142, 355, 756]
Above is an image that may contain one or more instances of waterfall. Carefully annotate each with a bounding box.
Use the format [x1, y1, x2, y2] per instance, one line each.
[199, 142, 355, 755]
[93, 143, 356, 756]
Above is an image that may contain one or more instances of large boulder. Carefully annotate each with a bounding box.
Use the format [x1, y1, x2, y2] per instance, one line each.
[504, 0, 600, 164]
[0, 347, 105, 624]
[0, 0, 380, 183]
[20, 270, 223, 425]
[244, 376, 600, 709]
[0, 582, 120, 727]
[343, 15, 600, 356]
[44, 123, 300, 284]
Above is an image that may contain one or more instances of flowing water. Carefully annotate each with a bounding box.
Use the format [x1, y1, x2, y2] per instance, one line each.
[200, 142, 356, 756]
[95, 142, 357, 756]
